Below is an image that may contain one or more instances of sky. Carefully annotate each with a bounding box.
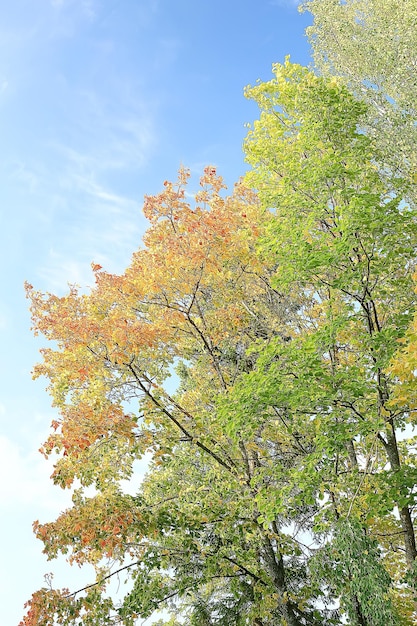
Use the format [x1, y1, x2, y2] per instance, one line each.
[0, 1, 312, 623]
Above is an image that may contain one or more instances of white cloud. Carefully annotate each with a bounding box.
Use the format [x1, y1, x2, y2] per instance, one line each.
[0, 434, 72, 513]
[50, 0, 97, 22]
[0, 433, 150, 522]
[27, 95, 152, 288]
[270, 0, 300, 6]
[9, 159, 40, 193]
[35, 174, 145, 292]
[52, 94, 156, 173]
[37, 252, 96, 292]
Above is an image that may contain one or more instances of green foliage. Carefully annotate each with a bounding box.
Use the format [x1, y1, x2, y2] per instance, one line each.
[310, 519, 397, 626]
[302, 0, 417, 199]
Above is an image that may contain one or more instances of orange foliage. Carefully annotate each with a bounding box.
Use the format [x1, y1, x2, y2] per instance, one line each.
[22, 167, 278, 623]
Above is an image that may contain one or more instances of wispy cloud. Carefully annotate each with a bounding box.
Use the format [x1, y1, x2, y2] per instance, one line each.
[0, 433, 72, 513]
[37, 253, 96, 292]
[49, 0, 98, 25]
[25, 182, 149, 295]
[44, 56, 159, 188]
[33, 170, 147, 292]
[270, 0, 300, 7]
[0, 313, 8, 331]
[8, 159, 41, 193]
[21, 73, 157, 290]
[53, 111, 155, 174]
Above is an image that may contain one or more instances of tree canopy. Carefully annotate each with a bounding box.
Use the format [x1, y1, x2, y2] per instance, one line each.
[21, 2, 417, 625]
[302, 0, 417, 197]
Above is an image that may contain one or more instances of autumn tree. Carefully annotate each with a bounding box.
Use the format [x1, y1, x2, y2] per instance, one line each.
[23, 168, 328, 626]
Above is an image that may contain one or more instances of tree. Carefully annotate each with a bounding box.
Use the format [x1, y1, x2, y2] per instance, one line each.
[23, 168, 326, 625]
[301, 0, 417, 199]
[243, 59, 417, 622]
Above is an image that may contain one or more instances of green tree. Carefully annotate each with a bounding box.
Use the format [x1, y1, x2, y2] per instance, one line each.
[302, 0, 417, 196]
[242, 59, 417, 622]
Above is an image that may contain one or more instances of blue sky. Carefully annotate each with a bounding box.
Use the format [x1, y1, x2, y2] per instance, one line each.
[0, 1, 312, 623]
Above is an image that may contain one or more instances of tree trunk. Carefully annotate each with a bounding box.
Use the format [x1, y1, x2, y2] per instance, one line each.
[352, 594, 369, 626]
[261, 534, 305, 626]
[384, 421, 417, 568]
